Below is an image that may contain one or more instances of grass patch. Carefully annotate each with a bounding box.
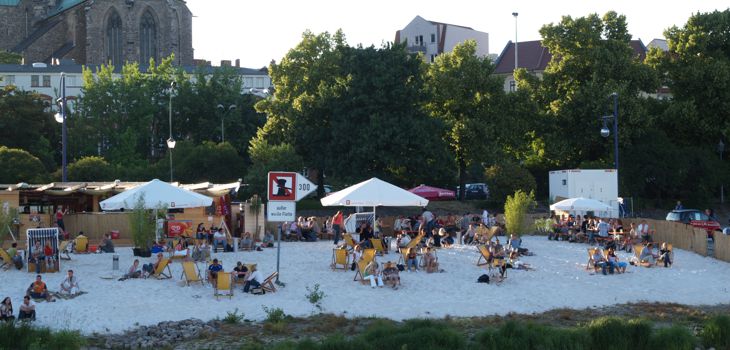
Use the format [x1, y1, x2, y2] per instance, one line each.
[222, 308, 245, 325]
[0, 321, 85, 350]
[701, 315, 730, 349]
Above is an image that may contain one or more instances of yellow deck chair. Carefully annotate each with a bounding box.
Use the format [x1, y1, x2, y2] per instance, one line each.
[361, 248, 376, 265]
[353, 259, 370, 282]
[0, 248, 12, 269]
[331, 248, 350, 270]
[343, 234, 357, 250]
[214, 271, 233, 299]
[261, 271, 279, 293]
[397, 247, 410, 265]
[371, 238, 387, 255]
[633, 244, 644, 261]
[476, 245, 491, 266]
[59, 241, 71, 260]
[151, 258, 172, 279]
[181, 261, 203, 286]
[404, 233, 424, 252]
[74, 236, 88, 253]
[586, 247, 598, 270]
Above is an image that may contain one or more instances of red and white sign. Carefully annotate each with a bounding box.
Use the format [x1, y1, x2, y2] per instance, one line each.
[167, 220, 193, 237]
[268, 172, 296, 201]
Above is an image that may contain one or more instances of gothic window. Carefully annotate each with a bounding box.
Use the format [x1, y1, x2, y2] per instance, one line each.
[105, 10, 123, 66]
[139, 10, 157, 64]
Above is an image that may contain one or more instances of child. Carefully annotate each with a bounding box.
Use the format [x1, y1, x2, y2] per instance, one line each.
[658, 243, 672, 267]
[406, 248, 418, 272]
[43, 241, 55, 272]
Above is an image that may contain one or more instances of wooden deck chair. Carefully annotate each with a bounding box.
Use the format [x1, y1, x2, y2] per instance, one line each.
[74, 236, 88, 253]
[362, 248, 376, 265]
[353, 259, 370, 282]
[331, 248, 350, 270]
[214, 272, 233, 299]
[491, 258, 506, 279]
[261, 271, 278, 293]
[0, 248, 12, 270]
[343, 233, 357, 249]
[58, 241, 71, 260]
[371, 238, 387, 255]
[476, 245, 491, 266]
[633, 244, 644, 261]
[586, 248, 598, 270]
[181, 261, 203, 286]
[404, 233, 424, 251]
[151, 258, 172, 279]
[397, 247, 410, 265]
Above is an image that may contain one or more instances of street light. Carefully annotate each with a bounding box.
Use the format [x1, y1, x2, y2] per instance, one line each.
[512, 12, 518, 73]
[54, 72, 68, 182]
[600, 92, 619, 206]
[216, 103, 237, 143]
[718, 140, 725, 203]
[167, 81, 176, 182]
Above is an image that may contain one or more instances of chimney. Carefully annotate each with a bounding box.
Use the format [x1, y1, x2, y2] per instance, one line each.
[221, 60, 231, 67]
[235, 59, 240, 67]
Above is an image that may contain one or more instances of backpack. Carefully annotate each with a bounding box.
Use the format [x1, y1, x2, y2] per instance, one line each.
[477, 274, 490, 284]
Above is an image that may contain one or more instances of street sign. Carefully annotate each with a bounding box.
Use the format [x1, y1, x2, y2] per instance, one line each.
[267, 201, 296, 222]
[295, 173, 317, 201]
[268, 172, 296, 201]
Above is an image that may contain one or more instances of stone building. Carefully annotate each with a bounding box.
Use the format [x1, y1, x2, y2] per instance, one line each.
[0, 0, 193, 66]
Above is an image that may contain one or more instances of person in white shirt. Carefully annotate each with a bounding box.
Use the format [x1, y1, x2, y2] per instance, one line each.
[637, 220, 651, 242]
[213, 229, 227, 251]
[482, 210, 490, 226]
[18, 296, 35, 321]
[397, 231, 411, 249]
[59, 269, 80, 295]
[243, 265, 264, 293]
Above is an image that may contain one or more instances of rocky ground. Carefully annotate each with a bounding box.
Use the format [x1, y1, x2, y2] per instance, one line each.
[83, 302, 730, 349]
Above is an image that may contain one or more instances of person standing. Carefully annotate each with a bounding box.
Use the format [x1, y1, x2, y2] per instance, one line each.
[674, 201, 684, 210]
[55, 207, 67, 237]
[332, 210, 343, 245]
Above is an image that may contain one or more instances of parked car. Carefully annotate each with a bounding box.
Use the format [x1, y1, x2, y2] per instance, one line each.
[456, 183, 489, 200]
[665, 209, 721, 238]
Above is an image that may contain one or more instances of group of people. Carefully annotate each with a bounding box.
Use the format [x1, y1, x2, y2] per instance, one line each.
[0, 270, 82, 323]
[548, 214, 654, 252]
[280, 216, 323, 242]
[207, 259, 265, 294]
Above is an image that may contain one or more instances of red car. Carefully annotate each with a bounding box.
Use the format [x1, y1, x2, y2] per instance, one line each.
[666, 209, 721, 238]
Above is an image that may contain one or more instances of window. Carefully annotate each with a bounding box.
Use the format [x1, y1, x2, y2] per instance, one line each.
[139, 10, 157, 63]
[42, 75, 51, 87]
[244, 77, 253, 88]
[3, 75, 15, 85]
[106, 10, 123, 66]
[509, 80, 516, 92]
[31, 75, 39, 87]
[430, 54, 435, 63]
[66, 75, 77, 87]
[255, 77, 264, 88]
[431, 33, 435, 43]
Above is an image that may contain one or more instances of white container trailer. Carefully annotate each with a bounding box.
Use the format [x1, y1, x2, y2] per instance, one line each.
[549, 169, 618, 218]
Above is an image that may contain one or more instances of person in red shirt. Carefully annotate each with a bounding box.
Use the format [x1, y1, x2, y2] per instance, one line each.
[55, 207, 67, 236]
[43, 241, 56, 272]
[332, 211, 343, 245]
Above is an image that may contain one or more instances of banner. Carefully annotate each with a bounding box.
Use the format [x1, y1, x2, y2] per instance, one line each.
[167, 220, 193, 237]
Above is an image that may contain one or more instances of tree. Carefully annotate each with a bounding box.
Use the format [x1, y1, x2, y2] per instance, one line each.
[484, 162, 537, 205]
[246, 136, 303, 197]
[0, 146, 48, 183]
[67, 156, 114, 181]
[0, 51, 21, 64]
[424, 40, 506, 200]
[173, 141, 246, 183]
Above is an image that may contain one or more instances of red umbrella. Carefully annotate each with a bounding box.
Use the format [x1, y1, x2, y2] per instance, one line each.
[408, 184, 456, 201]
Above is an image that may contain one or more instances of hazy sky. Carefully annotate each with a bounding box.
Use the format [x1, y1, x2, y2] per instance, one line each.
[185, 0, 728, 69]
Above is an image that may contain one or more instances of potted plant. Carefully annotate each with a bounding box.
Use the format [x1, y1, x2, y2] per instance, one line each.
[129, 194, 155, 257]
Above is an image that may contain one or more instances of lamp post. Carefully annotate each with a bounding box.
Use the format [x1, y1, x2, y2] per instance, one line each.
[718, 140, 725, 203]
[216, 103, 237, 143]
[167, 81, 177, 182]
[600, 93, 619, 213]
[53, 72, 68, 182]
[512, 12, 518, 73]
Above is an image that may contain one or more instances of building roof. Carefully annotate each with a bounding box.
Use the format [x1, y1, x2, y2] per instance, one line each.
[493, 39, 647, 75]
[0, 0, 21, 6]
[0, 63, 269, 76]
[0, 180, 242, 198]
[47, 0, 86, 18]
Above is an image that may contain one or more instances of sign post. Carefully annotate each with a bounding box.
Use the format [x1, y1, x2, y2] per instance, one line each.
[267, 171, 317, 285]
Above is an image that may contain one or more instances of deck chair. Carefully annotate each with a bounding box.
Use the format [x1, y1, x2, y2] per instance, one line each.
[181, 261, 203, 286]
[476, 245, 491, 266]
[214, 272, 233, 299]
[0, 248, 12, 270]
[586, 248, 598, 270]
[331, 248, 350, 270]
[397, 247, 410, 265]
[74, 236, 88, 253]
[58, 241, 71, 260]
[633, 244, 644, 261]
[404, 233, 424, 252]
[491, 257, 507, 280]
[371, 238, 387, 255]
[353, 259, 370, 282]
[151, 258, 172, 279]
[361, 248, 376, 265]
[261, 271, 278, 293]
[343, 234, 357, 250]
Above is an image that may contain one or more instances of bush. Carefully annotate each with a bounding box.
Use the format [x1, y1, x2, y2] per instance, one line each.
[222, 307, 245, 324]
[649, 325, 696, 350]
[0, 321, 85, 350]
[305, 284, 326, 312]
[359, 319, 465, 350]
[484, 162, 537, 205]
[476, 320, 588, 350]
[587, 317, 651, 350]
[263, 306, 290, 334]
[67, 156, 113, 181]
[503, 190, 536, 236]
[701, 315, 730, 349]
[0, 146, 48, 183]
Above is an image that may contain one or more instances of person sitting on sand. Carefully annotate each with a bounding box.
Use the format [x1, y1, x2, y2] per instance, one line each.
[100, 233, 115, 253]
[243, 265, 264, 293]
[59, 269, 80, 295]
[382, 262, 400, 289]
[639, 243, 658, 266]
[505, 251, 533, 271]
[423, 247, 439, 273]
[606, 248, 627, 273]
[0, 297, 14, 322]
[18, 296, 35, 321]
[26, 275, 53, 301]
[142, 253, 164, 277]
[119, 259, 142, 280]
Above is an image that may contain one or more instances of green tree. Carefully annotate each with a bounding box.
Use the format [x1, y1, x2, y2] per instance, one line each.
[173, 141, 246, 183]
[67, 156, 114, 181]
[0, 146, 48, 183]
[484, 162, 537, 205]
[0, 51, 21, 64]
[425, 40, 506, 200]
[246, 137, 303, 197]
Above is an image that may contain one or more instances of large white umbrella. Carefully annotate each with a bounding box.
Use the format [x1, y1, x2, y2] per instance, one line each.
[550, 197, 613, 215]
[100, 179, 213, 210]
[321, 177, 429, 207]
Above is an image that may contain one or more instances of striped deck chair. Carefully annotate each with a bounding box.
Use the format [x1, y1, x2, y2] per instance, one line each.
[181, 261, 203, 286]
[214, 272, 233, 299]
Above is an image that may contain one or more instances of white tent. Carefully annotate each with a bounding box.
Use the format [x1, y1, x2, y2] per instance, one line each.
[100, 179, 213, 210]
[320, 177, 429, 208]
[550, 197, 614, 217]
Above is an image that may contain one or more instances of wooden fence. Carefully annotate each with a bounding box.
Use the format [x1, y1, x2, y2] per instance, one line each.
[622, 218, 708, 257]
[713, 231, 730, 263]
[64, 213, 132, 242]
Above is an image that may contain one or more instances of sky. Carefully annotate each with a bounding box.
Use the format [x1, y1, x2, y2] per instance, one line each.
[185, 0, 729, 69]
